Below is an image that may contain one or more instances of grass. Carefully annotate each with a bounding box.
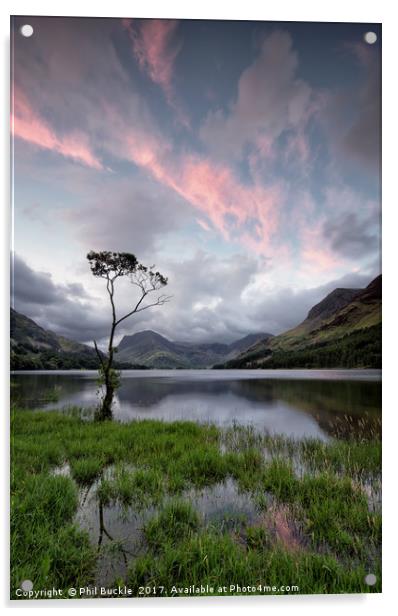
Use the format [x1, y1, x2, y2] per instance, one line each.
[127, 531, 380, 595]
[11, 408, 381, 598]
[144, 500, 200, 550]
[11, 472, 95, 592]
[97, 466, 164, 508]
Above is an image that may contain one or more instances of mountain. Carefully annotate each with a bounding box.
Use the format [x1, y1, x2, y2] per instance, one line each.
[116, 330, 273, 368]
[220, 275, 381, 369]
[10, 309, 137, 370]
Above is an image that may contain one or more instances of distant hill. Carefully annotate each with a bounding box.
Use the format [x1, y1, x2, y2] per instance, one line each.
[219, 275, 381, 369]
[116, 330, 273, 369]
[10, 309, 137, 370]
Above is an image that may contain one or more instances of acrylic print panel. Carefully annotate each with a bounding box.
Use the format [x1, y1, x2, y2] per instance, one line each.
[10, 16, 381, 600]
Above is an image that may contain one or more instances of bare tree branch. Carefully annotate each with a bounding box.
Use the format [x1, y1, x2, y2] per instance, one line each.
[115, 295, 172, 326]
[93, 339, 105, 371]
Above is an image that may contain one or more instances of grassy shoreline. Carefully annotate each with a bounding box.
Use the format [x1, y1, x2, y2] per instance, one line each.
[11, 408, 381, 598]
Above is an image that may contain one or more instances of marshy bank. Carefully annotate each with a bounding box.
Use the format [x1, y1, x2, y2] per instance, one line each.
[11, 408, 381, 598]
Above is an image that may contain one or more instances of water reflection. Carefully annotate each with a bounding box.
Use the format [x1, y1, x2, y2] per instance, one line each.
[11, 369, 381, 440]
[73, 471, 261, 586]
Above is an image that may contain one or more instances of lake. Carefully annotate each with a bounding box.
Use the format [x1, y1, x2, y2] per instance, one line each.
[11, 369, 381, 441]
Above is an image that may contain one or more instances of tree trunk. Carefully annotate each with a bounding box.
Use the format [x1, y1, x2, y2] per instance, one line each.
[99, 379, 114, 420]
[97, 320, 116, 421]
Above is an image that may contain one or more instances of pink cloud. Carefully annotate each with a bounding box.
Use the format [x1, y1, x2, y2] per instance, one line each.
[119, 126, 281, 253]
[301, 225, 342, 273]
[196, 218, 212, 232]
[11, 87, 102, 170]
[124, 19, 180, 99]
[123, 19, 189, 127]
[100, 102, 281, 253]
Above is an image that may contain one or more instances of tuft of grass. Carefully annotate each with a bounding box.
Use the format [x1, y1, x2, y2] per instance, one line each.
[261, 458, 298, 501]
[97, 466, 164, 508]
[144, 500, 200, 550]
[70, 457, 104, 486]
[178, 448, 228, 487]
[226, 448, 265, 490]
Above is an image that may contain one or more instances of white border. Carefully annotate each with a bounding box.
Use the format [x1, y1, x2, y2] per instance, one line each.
[2, 1, 397, 614]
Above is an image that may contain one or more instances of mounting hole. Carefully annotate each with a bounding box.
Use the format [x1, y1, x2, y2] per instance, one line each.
[20, 24, 34, 38]
[364, 573, 377, 586]
[364, 31, 377, 45]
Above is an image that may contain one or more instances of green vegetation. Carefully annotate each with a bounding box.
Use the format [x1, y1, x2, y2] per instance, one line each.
[97, 467, 164, 508]
[221, 324, 381, 369]
[11, 472, 96, 592]
[144, 501, 200, 549]
[128, 532, 379, 595]
[11, 409, 381, 598]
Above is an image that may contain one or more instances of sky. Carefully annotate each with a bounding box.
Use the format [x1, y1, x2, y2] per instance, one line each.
[11, 16, 381, 346]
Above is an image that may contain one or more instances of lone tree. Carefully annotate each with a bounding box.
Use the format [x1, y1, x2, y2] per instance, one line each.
[87, 251, 170, 420]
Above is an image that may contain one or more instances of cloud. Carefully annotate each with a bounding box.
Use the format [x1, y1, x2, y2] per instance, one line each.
[321, 42, 381, 172]
[12, 253, 63, 307]
[142, 151, 281, 253]
[323, 212, 380, 260]
[124, 251, 266, 342]
[113, 256, 377, 342]
[300, 223, 343, 274]
[11, 87, 103, 169]
[9, 21, 319, 264]
[124, 19, 180, 98]
[122, 18, 189, 125]
[10, 17, 131, 170]
[343, 45, 381, 169]
[11, 254, 109, 343]
[200, 30, 315, 163]
[63, 175, 191, 257]
[101, 110, 283, 254]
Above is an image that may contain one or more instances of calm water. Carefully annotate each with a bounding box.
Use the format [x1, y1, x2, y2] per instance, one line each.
[11, 369, 381, 440]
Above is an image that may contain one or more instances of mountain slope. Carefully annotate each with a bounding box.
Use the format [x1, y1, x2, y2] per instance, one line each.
[116, 330, 273, 369]
[10, 308, 105, 370]
[222, 275, 381, 369]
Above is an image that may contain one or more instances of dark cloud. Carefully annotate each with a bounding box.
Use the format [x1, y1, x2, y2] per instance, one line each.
[323, 43, 381, 172]
[11, 254, 61, 306]
[323, 212, 380, 260]
[11, 254, 110, 343]
[343, 46, 381, 169]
